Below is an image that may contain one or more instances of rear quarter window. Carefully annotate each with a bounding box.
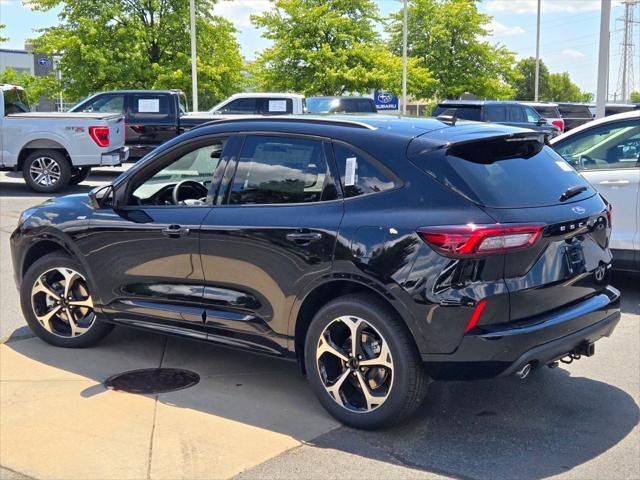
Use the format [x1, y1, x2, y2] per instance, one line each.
[409, 138, 594, 208]
[558, 105, 591, 118]
[534, 106, 560, 118]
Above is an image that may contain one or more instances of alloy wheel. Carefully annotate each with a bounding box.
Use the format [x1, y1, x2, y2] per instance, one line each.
[29, 157, 61, 187]
[31, 267, 95, 337]
[316, 316, 394, 412]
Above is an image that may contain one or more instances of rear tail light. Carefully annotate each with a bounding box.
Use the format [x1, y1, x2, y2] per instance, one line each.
[88, 126, 110, 147]
[466, 299, 487, 333]
[418, 224, 544, 257]
[552, 119, 564, 132]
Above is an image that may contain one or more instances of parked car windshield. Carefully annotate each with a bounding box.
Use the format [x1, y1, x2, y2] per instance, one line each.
[3, 88, 29, 114]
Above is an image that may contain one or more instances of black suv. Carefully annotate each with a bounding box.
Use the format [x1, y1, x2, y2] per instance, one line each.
[11, 116, 620, 429]
[434, 100, 560, 139]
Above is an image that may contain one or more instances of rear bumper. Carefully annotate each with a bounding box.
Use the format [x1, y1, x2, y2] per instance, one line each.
[422, 286, 621, 380]
[101, 146, 129, 166]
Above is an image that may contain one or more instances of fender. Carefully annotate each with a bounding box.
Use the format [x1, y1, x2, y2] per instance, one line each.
[13, 130, 72, 165]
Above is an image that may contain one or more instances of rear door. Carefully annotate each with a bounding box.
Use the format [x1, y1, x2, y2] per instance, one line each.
[127, 93, 178, 157]
[199, 133, 343, 355]
[553, 119, 640, 260]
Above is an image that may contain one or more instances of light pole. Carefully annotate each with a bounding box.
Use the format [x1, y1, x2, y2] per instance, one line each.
[596, 0, 611, 118]
[189, 0, 198, 112]
[534, 0, 541, 101]
[401, 0, 408, 115]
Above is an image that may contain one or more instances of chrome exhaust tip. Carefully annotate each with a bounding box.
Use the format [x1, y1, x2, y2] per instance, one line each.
[515, 363, 532, 379]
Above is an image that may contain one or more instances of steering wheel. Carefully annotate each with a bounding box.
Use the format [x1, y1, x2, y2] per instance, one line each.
[577, 154, 596, 167]
[172, 180, 208, 205]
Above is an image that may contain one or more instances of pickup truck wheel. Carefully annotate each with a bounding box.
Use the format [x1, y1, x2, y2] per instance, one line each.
[70, 167, 91, 185]
[22, 149, 72, 193]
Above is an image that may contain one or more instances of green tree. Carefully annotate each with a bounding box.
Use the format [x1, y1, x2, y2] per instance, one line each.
[629, 91, 640, 103]
[387, 0, 519, 99]
[0, 68, 61, 106]
[28, 0, 243, 108]
[546, 72, 591, 102]
[0, 23, 8, 43]
[513, 57, 550, 101]
[250, 0, 433, 98]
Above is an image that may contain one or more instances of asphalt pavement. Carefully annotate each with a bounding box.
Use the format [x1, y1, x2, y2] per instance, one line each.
[0, 168, 638, 480]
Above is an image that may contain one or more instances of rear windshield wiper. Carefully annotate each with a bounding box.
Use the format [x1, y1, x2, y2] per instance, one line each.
[559, 184, 588, 202]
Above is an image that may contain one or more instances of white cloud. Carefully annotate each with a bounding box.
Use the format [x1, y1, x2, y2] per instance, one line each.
[213, 0, 271, 28]
[487, 20, 525, 36]
[561, 48, 585, 59]
[486, 0, 602, 14]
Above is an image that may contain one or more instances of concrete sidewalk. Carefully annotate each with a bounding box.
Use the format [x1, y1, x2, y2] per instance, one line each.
[0, 328, 339, 479]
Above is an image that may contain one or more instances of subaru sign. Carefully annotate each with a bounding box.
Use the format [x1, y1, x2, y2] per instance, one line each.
[374, 91, 399, 111]
[38, 58, 52, 67]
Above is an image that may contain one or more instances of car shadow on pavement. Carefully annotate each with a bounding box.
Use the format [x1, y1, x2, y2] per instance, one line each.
[3, 323, 639, 480]
[0, 169, 124, 198]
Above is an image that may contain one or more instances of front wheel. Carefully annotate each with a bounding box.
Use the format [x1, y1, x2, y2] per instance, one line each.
[20, 252, 113, 348]
[304, 294, 429, 429]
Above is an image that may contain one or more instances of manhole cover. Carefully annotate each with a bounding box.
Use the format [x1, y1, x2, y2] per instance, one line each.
[104, 368, 200, 394]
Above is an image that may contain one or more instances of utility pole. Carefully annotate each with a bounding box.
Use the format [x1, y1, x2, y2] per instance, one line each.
[596, 0, 611, 118]
[189, 0, 198, 112]
[534, 0, 541, 101]
[401, 0, 408, 115]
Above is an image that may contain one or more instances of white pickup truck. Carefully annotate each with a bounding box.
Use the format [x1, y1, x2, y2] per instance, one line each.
[0, 84, 128, 192]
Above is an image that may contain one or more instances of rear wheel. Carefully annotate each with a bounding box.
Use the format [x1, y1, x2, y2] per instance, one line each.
[70, 166, 91, 185]
[20, 252, 113, 348]
[22, 149, 72, 193]
[304, 294, 429, 429]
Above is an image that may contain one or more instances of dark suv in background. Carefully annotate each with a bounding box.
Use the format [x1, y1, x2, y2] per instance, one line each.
[434, 100, 560, 139]
[11, 115, 620, 429]
[306, 96, 378, 114]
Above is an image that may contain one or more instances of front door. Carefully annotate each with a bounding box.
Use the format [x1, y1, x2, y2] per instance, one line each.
[199, 134, 344, 355]
[83, 136, 232, 336]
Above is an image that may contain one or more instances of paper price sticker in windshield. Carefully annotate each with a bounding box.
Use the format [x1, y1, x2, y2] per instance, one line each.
[345, 157, 357, 186]
[555, 160, 573, 172]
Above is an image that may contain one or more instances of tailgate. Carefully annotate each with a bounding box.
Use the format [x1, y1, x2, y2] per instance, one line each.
[105, 116, 126, 149]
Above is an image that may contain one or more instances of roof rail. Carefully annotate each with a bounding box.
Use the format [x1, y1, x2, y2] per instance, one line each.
[189, 115, 377, 131]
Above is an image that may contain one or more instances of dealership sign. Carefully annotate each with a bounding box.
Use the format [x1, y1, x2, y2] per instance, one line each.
[374, 91, 398, 110]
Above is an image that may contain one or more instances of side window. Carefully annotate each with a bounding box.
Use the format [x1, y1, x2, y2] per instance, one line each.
[485, 105, 507, 122]
[219, 98, 258, 114]
[554, 121, 640, 170]
[507, 106, 526, 122]
[229, 136, 338, 205]
[130, 95, 170, 120]
[333, 143, 396, 198]
[262, 98, 293, 114]
[525, 106, 540, 123]
[79, 95, 124, 113]
[129, 140, 225, 206]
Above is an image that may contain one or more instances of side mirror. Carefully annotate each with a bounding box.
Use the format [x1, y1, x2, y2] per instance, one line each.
[88, 184, 114, 209]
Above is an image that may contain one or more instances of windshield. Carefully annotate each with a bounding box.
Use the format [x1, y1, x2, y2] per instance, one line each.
[3, 88, 30, 115]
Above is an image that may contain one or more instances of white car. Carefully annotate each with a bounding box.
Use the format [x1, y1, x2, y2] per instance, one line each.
[209, 92, 305, 115]
[0, 84, 128, 192]
[551, 111, 640, 271]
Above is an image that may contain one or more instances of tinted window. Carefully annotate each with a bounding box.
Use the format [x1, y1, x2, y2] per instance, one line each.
[3, 88, 29, 114]
[554, 120, 640, 170]
[336, 98, 377, 113]
[178, 93, 188, 114]
[524, 106, 540, 123]
[410, 139, 593, 208]
[262, 98, 293, 114]
[78, 95, 124, 114]
[558, 104, 591, 118]
[130, 95, 169, 119]
[219, 98, 258, 114]
[333, 143, 396, 198]
[433, 105, 482, 121]
[485, 105, 507, 122]
[229, 136, 337, 205]
[533, 106, 559, 118]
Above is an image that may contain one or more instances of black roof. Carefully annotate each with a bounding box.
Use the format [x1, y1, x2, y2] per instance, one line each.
[437, 100, 531, 107]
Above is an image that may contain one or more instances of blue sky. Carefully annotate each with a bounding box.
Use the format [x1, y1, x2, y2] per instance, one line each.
[0, 0, 633, 96]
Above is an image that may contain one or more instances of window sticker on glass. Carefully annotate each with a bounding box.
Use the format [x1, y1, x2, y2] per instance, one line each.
[138, 99, 160, 113]
[555, 160, 573, 172]
[345, 157, 357, 186]
[268, 100, 287, 112]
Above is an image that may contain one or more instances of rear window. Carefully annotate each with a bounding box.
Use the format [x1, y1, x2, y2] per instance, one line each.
[533, 106, 559, 118]
[433, 105, 481, 121]
[409, 137, 594, 208]
[558, 104, 591, 118]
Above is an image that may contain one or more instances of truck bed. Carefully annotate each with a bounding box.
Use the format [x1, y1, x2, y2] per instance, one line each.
[6, 112, 123, 120]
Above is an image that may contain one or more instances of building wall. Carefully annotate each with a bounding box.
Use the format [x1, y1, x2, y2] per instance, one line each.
[0, 49, 34, 76]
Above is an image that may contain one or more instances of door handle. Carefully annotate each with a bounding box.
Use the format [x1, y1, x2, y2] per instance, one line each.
[598, 180, 630, 186]
[162, 224, 190, 238]
[286, 231, 322, 244]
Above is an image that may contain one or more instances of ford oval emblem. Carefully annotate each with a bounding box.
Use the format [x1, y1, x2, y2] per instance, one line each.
[572, 206, 586, 215]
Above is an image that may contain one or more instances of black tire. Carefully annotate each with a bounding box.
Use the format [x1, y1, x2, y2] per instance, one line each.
[70, 166, 92, 185]
[22, 149, 72, 193]
[304, 293, 429, 429]
[20, 252, 114, 348]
